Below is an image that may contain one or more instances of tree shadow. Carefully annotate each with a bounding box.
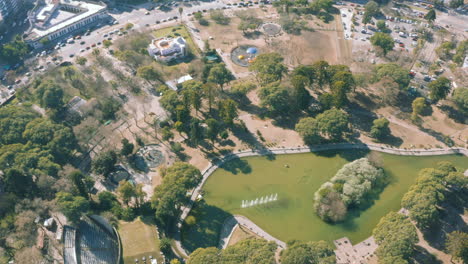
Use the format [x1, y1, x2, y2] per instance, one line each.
[313, 149, 369, 162]
[412, 245, 442, 264]
[243, 31, 262, 39]
[218, 157, 252, 175]
[180, 201, 232, 252]
[439, 105, 467, 124]
[375, 134, 404, 147]
[270, 112, 304, 130]
[417, 126, 453, 147]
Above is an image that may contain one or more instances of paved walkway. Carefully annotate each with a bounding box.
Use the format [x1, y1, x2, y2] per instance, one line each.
[173, 143, 468, 258]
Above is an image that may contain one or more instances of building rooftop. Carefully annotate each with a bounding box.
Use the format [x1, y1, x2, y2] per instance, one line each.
[28, 0, 105, 40]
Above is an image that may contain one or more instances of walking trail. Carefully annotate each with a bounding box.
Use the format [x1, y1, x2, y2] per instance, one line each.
[173, 143, 468, 258]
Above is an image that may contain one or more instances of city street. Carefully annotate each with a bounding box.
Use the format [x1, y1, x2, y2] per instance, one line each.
[48, 0, 231, 60]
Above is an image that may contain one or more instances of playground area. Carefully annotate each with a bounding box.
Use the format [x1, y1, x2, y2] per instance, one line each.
[231, 46, 260, 67]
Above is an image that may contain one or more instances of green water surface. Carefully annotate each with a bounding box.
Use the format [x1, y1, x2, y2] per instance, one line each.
[182, 150, 467, 250]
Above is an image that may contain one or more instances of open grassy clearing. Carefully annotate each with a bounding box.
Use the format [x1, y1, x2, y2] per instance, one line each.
[119, 217, 164, 264]
[227, 225, 260, 247]
[181, 150, 467, 252]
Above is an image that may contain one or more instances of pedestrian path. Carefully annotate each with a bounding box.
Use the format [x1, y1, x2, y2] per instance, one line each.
[173, 143, 468, 258]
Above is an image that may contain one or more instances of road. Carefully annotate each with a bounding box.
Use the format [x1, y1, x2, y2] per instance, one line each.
[52, 0, 231, 59]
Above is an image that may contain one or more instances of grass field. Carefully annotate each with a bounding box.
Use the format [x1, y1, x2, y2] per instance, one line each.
[181, 150, 467, 252]
[119, 217, 164, 264]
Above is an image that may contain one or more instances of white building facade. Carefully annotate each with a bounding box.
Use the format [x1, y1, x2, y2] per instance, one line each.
[148, 36, 187, 63]
[26, 0, 107, 48]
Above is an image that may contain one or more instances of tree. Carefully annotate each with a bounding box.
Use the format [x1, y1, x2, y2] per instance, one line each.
[100, 97, 121, 120]
[295, 117, 321, 144]
[411, 97, 427, 121]
[162, 127, 174, 141]
[0, 35, 29, 63]
[178, 7, 184, 19]
[446, 231, 468, 263]
[69, 170, 94, 198]
[187, 247, 220, 264]
[290, 75, 311, 110]
[103, 39, 112, 48]
[170, 259, 181, 264]
[314, 158, 385, 221]
[364, 1, 380, 17]
[137, 65, 161, 84]
[373, 212, 418, 262]
[76, 56, 87, 65]
[375, 64, 410, 89]
[189, 119, 203, 145]
[205, 118, 220, 143]
[208, 63, 233, 90]
[218, 99, 238, 126]
[311, 60, 329, 88]
[370, 118, 390, 140]
[56, 192, 90, 223]
[292, 65, 315, 86]
[117, 180, 136, 207]
[377, 20, 387, 32]
[210, 10, 230, 25]
[151, 163, 202, 226]
[92, 150, 117, 177]
[282, 240, 336, 264]
[36, 81, 64, 109]
[370, 32, 394, 56]
[258, 82, 290, 115]
[428, 77, 451, 103]
[203, 83, 219, 112]
[249, 53, 288, 85]
[315, 108, 349, 140]
[375, 77, 400, 106]
[424, 9, 436, 22]
[453, 87, 468, 114]
[125, 23, 134, 30]
[3, 168, 34, 197]
[120, 138, 134, 156]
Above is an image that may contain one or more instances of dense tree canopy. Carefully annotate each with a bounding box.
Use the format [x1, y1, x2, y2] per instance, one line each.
[55, 192, 90, 223]
[151, 163, 202, 226]
[281, 240, 335, 264]
[92, 150, 118, 177]
[428, 77, 451, 103]
[258, 82, 290, 115]
[446, 231, 468, 263]
[249, 53, 288, 85]
[452, 87, 468, 114]
[401, 162, 466, 229]
[370, 118, 391, 140]
[0, 35, 30, 63]
[373, 212, 418, 263]
[370, 33, 394, 56]
[314, 158, 385, 222]
[375, 64, 410, 89]
[187, 239, 276, 264]
[296, 108, 349, 144]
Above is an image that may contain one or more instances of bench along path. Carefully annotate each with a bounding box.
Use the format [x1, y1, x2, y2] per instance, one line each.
[173, 143, 468, 258]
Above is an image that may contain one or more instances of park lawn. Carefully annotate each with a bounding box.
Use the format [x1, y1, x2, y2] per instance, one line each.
[182, 150, 467, 252]
[153, 25, 200, 55]
[119, 217, 164, 264]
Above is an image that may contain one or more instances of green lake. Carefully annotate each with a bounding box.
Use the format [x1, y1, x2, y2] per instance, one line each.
[181, 150, 467, 251]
